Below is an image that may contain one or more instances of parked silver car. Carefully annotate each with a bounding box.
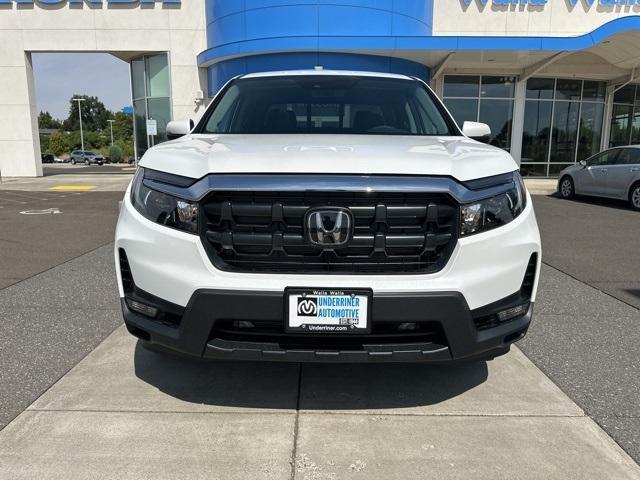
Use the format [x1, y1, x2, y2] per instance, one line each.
[558, 146, 640, 211]
[69, 150, 104, 166]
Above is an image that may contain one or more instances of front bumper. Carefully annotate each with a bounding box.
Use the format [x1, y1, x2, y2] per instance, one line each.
[115, 182, 541, 363]
[122, 288, 533, 363]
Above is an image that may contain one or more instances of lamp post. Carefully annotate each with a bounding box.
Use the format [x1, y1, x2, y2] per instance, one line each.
[107, 119, 115, 147]
[72, 98, 86, 152]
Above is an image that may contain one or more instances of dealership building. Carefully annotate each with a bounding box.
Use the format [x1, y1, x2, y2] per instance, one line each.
[3, 0, 640, 177]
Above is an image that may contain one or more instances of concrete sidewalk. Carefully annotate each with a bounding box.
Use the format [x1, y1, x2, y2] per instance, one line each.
[524, 178, 556, 195]
[1, 326, 638, 479]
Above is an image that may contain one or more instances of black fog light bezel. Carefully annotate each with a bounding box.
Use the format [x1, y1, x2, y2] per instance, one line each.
[119, 248, 185, 328]
[125, 298, 160, 319]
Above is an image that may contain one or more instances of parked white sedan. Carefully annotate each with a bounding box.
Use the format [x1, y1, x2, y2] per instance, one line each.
[558, 146, 640, 211]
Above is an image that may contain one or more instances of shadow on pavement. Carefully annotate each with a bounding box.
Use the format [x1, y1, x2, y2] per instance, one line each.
[133, 341, 488, 410]
[624, 289, 640, 300]
[549, 193, 635, 212]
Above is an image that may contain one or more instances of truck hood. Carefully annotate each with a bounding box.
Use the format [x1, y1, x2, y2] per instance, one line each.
[139, 134, 518, 182]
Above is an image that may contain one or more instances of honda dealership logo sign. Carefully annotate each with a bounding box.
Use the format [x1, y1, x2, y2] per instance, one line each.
[0, 0, 180, 4]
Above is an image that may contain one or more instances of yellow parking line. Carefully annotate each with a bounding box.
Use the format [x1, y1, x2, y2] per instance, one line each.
[121, 167, 136, 172]
[49, 185, 96, 191]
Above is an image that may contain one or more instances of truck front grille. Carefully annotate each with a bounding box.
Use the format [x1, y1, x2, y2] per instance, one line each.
[200, 191, 459, 274]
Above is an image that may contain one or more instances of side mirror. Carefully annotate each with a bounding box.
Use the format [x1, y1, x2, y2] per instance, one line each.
[166, 119, 194, 140]
[579, 160, 587, 167]
[462, 121, 491, 142]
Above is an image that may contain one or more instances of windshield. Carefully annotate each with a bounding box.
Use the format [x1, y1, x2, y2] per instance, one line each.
[199, 75, 458, 136]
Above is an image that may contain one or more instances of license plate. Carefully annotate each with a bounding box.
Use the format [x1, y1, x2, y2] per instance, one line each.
[286, 288, 371, 334]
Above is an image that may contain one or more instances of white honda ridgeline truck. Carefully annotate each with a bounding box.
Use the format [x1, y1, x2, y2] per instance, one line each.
[115, 70, 541, 363]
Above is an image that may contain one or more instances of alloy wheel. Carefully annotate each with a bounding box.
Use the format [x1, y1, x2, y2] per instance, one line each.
[560, 178, 573, 198]
[632, 186, 640, 209]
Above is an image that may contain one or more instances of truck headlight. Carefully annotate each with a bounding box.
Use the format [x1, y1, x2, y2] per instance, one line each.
[460, 171, 526, 236]
[130, 168, 198, 234]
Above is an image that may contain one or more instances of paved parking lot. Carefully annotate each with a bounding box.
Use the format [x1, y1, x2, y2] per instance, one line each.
[0, 182, 639, 478]
[533, 194, 640, 309]
[0, 189, 123, 289]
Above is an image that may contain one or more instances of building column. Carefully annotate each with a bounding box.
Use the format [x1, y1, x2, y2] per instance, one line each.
[431, 75, 445, 98]
[601, 85, 615, 150]
[0, 51, 42, 178]
[510, 79, 527, 165]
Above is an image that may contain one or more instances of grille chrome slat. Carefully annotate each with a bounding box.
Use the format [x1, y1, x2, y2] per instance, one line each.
[200, 191, 459, 274]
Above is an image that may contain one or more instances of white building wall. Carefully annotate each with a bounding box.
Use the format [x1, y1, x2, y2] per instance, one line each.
[0, 1, 206, 177]
[433, 1, 640, 36]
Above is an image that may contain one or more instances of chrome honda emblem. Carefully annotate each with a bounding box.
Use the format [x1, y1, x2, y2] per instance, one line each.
[305, 208, 352, 247]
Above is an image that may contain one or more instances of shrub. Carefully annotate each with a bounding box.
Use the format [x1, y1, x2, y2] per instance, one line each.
[109, 144, 123, 163]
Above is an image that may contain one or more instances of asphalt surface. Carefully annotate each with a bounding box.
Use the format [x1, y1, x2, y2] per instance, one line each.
[0, 189, 124, 429]
[0, 246, 122, 430]
[519, 194, 640, 462]
[0, 189, 123, 289]
[533, 194, 640, 309]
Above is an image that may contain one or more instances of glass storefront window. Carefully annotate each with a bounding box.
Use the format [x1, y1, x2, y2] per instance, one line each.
[614, 85, 635, 104]
[577, 102, 604, 162]
[526, 78, 554, 100]
[443, 76, 479, 97]
[583, 81, 606, 100]
[130, 53, 172, 159]
[555, 79, 582, 101]
[480, 76, 515, 98]
[131, 58, 145, 100]
[631, 110, 640, 144]
[443, 98, 478, 129]
[522, 100, 552, 163]
[610, 84, 640, 147]
[146, 54, 170, 98]
[133, 99, 147, 160]
[519, 163, 547, 177]
[521, 78, 605, 176]
[443, 75, 514, 151]
[550, 100, 580, 163]
[548, 163, 575, 176]
[479, 99, 513, 150]
[147, 97, 171, 143]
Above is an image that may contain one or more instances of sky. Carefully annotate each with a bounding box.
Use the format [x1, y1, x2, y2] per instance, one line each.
[32, 53, 132, 121]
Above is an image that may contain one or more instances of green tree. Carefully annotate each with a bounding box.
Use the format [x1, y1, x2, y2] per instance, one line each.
[48, 132, 70, 156]
[39, 135, 50, 153]
[62, 95, 111, 132]
[112, 111, 134, 141]
[38, 111, 62, 130]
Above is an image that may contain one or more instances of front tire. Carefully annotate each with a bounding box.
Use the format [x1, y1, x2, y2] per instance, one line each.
[559, 176, 575, 199]
[629, 183, 640, 211]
